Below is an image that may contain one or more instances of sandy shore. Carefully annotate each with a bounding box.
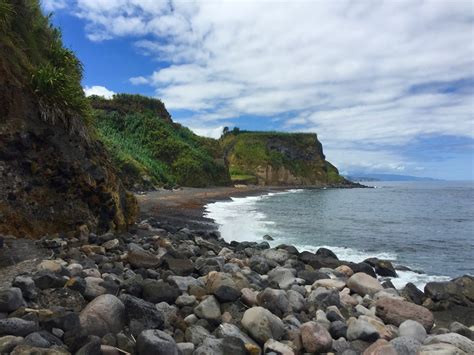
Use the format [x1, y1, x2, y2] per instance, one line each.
[137, 185, 290, 231]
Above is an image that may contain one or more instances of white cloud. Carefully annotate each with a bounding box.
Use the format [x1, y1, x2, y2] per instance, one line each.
[189, 126, 224, 139]
[129, 76, 149, 85]
[68, 0, 473, 173]
[42, 0, 67, 12]
[83, 85, 115, 99]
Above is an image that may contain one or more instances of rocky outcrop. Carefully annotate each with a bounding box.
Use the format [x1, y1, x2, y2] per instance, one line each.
[221, 132, 357, 187]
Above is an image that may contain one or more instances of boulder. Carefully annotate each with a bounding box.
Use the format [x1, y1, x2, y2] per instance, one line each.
[0, 318, 38, 336]
[362, 339, 397, 355]
[241, 306, 285, 344]
[312, 279, 346, 290]
[300, 321, 332, 353]
[79, 294, 125, 337]
[398, 319, 427, 342]
[142, 280, 180, 304]
[127, 243, 161, 269]
[268, 267, 298, 290]
[401, 282, 425, 305]
[307, 287, 340, 309]
[424, 276, 474, 307]
[12, 276, 37, 300]
[389, 336, 422, 355]
[194, 295, 221, 322]
[374, 260, 397, 277]
[206, 272, 241, 302]
[346, 318, 380, 342]
[185, 325, 213, 346]
[287, 289, 306, 312]
[136, 329, 179, 355]
[0, 288, 25, 312]
[297, 270, 330, 284]
[376, 297, 434, 331]
[417, 343, 467, 354]
[347, 273, 383, 296]
[164, 258, 195, 276]
[257, 288, 291, 317]
[316, 247, 338, 259]
[262, 249, 290, 264]
[424, 333, 474, 354]
[0, 336, 24, 353]
[263, 339, 294, 355]
[119, 294, 164, 336]
[449, 322, 474, 340]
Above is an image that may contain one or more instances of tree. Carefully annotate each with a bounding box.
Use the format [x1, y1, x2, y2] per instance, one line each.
[222, 126, 229, 137]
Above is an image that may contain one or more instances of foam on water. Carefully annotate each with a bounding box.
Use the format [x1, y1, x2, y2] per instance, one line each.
[204, 188, 453, 290]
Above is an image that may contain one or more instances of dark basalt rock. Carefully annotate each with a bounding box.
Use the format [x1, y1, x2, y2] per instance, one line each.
[297, 270, 330, 284]
[316, 247, 339, 260]
[142, 280, 180, 304]
[119, 294, 165, 337]
[401, 283, 425, 305]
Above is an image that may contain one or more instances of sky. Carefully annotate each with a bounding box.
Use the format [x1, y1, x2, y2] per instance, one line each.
[43, 0, 474, 180]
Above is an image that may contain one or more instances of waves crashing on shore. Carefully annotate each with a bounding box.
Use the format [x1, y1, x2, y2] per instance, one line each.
[204, 187, 454, 290]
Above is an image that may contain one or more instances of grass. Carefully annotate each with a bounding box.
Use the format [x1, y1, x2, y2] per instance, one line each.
[92, 95, 231, 188]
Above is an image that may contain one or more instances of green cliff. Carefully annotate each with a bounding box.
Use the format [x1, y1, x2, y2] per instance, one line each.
[0, 0, 137, 237]
[220, 131, 351, 186]
[91, 94, 231, 189]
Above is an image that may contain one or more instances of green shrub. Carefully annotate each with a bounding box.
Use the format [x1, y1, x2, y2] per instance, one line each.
[0, 0, 14, 31]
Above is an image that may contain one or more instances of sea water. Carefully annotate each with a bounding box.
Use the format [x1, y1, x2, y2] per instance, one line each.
[204, 181, 474, 289]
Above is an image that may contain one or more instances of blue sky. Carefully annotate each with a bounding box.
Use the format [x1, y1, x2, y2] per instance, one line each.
[44, 0, 474, 180]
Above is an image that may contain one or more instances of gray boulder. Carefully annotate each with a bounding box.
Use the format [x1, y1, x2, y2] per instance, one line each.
[398, 320, 427, 343]
[241, 306, 285, 344]
[79, 294, 125, 337]
[137, 329, 179, 355]
[0, 288, 25, 312]
[0, 318, 38, 336]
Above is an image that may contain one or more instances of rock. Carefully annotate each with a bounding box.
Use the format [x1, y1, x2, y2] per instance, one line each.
[195, 337, 246, 355]
[66, 263, 83, 277]
[142, 280, 180, 304]
[297, 270, 329, 284]
[424, 276, 474, 307]
[257, 288, 291, 317]
[264, 339, 294, 355]
[449, 322, 474, 340]
[241, 306, 285, 344]
[424, 333, 474, 354]
[263, 235, 274, 241]
[316, 247, 338, 259]
[0, 287, 25, 312]
[417, 343, 467, 354]
[249, 255, 271, 275]
[376, 297, 434, 331]
[300, 321, 332, 353]
[374, 260, 397, 277]
[176, 295, 196, 307]
[216, 323, 258, 347]
[401, 282, 425, 305]
[79, 294, 125, 337]
[363, 339, 397, 355]
[194, 295, 221, 322]
[102, 239, 119, 250]
[268, 267, 298, 290]
[119, 294, 164, 336]
[307, 287, 341, 309]
[36, 288, 86, 313]
[24, 331, 62, 348]
[0, 318, 38, 336]
[347, 318, 380, 342]
[312, 279, 346, 290]
[83, 277, 107, 300]
[81, 244, 105, 255]
[12, 276, 37, 300]
[185, 325, 213, 346]
[127, 243, 161, 269]
[206, 272, 241, 302]
[389, 336, 422, 355]
[0, 336, 24, 353]
[330, 320, 348, 339]
[10, 344, 71, 355]
[241, 288, 258, 306]
[136, 329, 179, 355]
[347, 273, 383, 296]
[287, 289, 306, 312]
[38, 260, 63, 273]
[164, 258, 195, 276]
[33, 272, 67, 290]
[168, 276, 203, 292]
[262, 248, 290, 264]
[398, 319, 427, 342]
[335, 265, 354, 277]
[177, 342, 195, 355]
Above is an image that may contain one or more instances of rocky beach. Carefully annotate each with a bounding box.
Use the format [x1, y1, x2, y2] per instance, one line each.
[0, 189, 473, 355]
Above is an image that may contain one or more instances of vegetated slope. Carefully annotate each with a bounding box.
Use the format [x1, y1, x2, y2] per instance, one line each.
[91, 94, 231, 189]
[221, 131, 352, 186]
[0, 0, 137, 237]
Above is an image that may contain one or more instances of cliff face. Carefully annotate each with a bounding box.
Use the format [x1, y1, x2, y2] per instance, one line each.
[221, 132, 351, 186]
[0, 1, 137, 238]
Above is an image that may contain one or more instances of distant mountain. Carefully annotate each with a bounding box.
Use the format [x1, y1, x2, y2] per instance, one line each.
[345, 173, 442, 182]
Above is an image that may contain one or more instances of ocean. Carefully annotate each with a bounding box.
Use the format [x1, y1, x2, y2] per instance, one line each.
[205, 181, 474, 290]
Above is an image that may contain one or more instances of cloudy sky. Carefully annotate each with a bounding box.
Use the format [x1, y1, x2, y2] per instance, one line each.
[44, 0, 473, 179]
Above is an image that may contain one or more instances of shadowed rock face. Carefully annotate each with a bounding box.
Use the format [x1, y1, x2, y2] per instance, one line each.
[0, 47, 137, 239]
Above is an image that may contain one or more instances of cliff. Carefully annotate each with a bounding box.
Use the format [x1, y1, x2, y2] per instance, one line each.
[221, 131, 353, 186]
[0, 1, 137, 238]
[91, 95, 231, 189]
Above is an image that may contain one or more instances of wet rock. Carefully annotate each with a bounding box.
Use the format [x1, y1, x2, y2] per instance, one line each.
[0, 317, 39, 337]
[127, 243, 161, 269]
[398, 319, 427, 342]
[401, 282, 425, 305]
[241, 306, 285, 344]
[424, 333, 474, 354]
[0, 335, 24, 353]
[347, 273, 383, 296]
[0, 287, 25, 312]
[194, 295, 221, 322]
[257, 288, 291, 317]
[79, 294, 125, 337]
[119, 294, 164, 336]
[136, 329, 179, 355]
[389, 336, 422, 355]
[376, 297, 434, 331]
[300, 321, 332, 353]
[142, 279, 180, 304]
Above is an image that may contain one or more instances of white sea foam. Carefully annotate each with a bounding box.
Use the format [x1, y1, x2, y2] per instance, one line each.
[204, 189, 451, 290]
